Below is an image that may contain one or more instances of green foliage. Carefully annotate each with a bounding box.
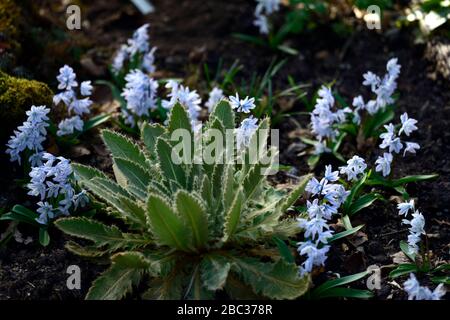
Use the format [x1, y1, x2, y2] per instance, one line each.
[309, 270, 373, 299]
[0, 205, 49, 246]
[235, 0, 329, 54]
[57, 101, 312, 300]
[203, 59, 298, 124]
[389, 240, 450, 283]
[353, 0, 393, 10]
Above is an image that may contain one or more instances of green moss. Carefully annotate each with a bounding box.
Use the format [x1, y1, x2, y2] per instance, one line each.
[0, 0, 23, 53]
[0, 71, 53, 142]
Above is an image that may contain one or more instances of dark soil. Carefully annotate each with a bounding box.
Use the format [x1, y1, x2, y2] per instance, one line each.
[0, 227, 104, 300]
[0, 0, 448, 300]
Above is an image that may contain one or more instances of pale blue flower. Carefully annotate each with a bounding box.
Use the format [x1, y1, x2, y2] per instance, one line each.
[68, 97, 92, 116]
[111, 24, 157, 75]
[254, 0, 280, 34]
[254, 12, 269, 34]
[6, 106, 50, 165]
[162, 80, 202, 128]
[229, 93, 256, 113]
[256, 0, 281, 14]
[306, 199, 324, 218]
[399, 113, 418, 136]
[299, 217, 330, 240]
[27, 153, 85, 225]
[57, 65, 78, 90]
[205, 87, 224, 112]
[387, 58, 401, 79]
[324, 165, 339, 182]
[397, 200, 415, 216]
[236, 116, 258, 149]
[339, 155, 367, 181]
[362, 71, 380, 90]
[121, 69, 159, 125]
[404, 274, 445, 300]
[80, 81, 93, 96]
[297, 242, 330, 276]
[313, 140, 331, 155]
[73, 190, 90, 209]
[402, 210, 426, 254]
[352, 95, 365, 110]
[362, 59, 401, 113]
[127, 24, 150, 55]
[403, 142, 420, 156]
[53, 90, 74, 106]
[36, 201, 55, 224]
[112, 45, 129, 74]
[298, 166, 348, 276]
[379, 124, 400, 152]
[57, 116, 84, 136]
[142, 47, 157, 74]
[375, 152, 393, 177]
[305, 177, 322, 195]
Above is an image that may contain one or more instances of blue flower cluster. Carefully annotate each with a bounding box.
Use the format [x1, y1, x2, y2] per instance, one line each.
[253, 0, 281, 34]
[112, 24, 157, 75]
[403, 274, 445, 300]
[310, 58, 402, 155]
[397, 200, 426, 255]
[298, 165, 350, 275]
[53, 65, 93, 136]
[162, 80, 202, 130]
[121, 69, 159, 127]
[6, 105, 50, 166]
[310, 86, 352, 153]
[361, 58, 401, 114]
[27, 153, 88, 224]
[376, 113, 419, 177]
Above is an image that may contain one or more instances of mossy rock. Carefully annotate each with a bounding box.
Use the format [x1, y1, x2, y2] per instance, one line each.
[0, 0, 23, 56]
[0, 71, 53, 143]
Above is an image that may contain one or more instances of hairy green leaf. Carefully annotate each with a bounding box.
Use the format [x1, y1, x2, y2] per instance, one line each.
[223, 189, 244, 242]
[141, 122, 165, 156]
[146, 194, 191, 251]
[210, 100, 235, 129]
[156, 138, 186, 187]
[232, 257, 310, 300]
[72, 163, 107, 182]
[102, 129, 147, 168]
[175, 190, 209, 248]
[114, 157, 151, 193]
[201, 255, 231, 291]
[86, 252, 152, 300]
[55, 217, 148, 250]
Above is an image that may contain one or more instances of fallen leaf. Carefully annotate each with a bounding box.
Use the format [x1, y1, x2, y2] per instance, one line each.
[391, 251, 410, 264]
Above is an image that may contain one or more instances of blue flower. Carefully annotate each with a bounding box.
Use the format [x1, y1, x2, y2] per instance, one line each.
[236, 116, 258, 149]
[80, 81, 93, 96]
[57, 116, 84, 136]
[121, 69, 159, 126]
[6, 106, 50, 165]
[57, 65, 78, 90]
[27, 153, 86, 225]
[229, 93, 256, 113]
[298, 166, 348, 275]
[127, 24, 150, 55]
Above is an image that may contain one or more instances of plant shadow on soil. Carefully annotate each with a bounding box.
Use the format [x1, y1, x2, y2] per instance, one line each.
[0, 0, 448, 300]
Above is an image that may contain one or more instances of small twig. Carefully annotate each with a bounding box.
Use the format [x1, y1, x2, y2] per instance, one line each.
[283, 172, 301, 180]
[378, 229, 408, 237]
